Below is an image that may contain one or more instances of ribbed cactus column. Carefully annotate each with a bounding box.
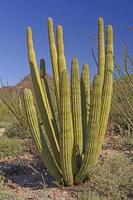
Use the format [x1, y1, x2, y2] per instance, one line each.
[95, 25, 114, 159]
[39, 59, 54, 122]
[75, 75, 101, 184]
[71, 58, 83, 174]
[60, 70, 74, 186]
[27, 27, 60, 166]
[48, 18, 60, 113]
[75, 23, 114, 184]
[98, 17, 105, 85]
[23, 89, 62, 179]
[81, 64, 90, 152]
[40, 59, 59, 142]
[56, 25, 67, 78]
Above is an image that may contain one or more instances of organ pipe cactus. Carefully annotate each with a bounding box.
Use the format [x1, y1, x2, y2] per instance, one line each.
[23, 17, 114, 186]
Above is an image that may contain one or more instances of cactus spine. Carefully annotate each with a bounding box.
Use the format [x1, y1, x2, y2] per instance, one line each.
[24, 17, 114, 186]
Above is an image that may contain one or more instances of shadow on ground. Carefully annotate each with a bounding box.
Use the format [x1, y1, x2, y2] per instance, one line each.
[0, 157, 55, 189]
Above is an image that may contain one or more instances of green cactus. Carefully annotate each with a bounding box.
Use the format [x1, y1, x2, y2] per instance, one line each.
[60, 70, 74, 186]
[95, 25, 114, 159]
[75, 75, 102, 183]
[71, 58, 83, 155]
[71, 58, 83, 175]
[23, 89, 62, 179]
[56, 25, 67, 79]
[40, 59, 59, 142]
[48, 18, 60, 114]
[81, 64, 90, 152]
[26, 27, 60, 167]
[98, 17, 105, 85]
[24, 17, 114, 186]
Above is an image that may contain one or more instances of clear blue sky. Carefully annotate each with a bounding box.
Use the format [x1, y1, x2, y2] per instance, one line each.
[0, 0, 133, 85]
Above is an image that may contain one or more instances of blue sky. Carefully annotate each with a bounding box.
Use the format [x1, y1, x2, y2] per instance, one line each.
[0, 0, 133, 85]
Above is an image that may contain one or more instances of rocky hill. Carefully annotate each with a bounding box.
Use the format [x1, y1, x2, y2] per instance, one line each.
[0, 73, 54, 94]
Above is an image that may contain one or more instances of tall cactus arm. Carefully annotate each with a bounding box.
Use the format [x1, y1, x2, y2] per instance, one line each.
[47, 18, 60, 113]
[40, 59, 59, 142]
[81, 64, 90, 152]
[60, 70, 74, 186]
[27, 27, 60, 166]
[40, 58, 46, 78]
[75, 75, 101, 184]
[39, 59, 53, 119]
[23, 89, 62, 179]
[56, 25, 67, 79]
[96, 25, 114, 157]
[98, 17, 105, 85]
[71, 57, 83, 174]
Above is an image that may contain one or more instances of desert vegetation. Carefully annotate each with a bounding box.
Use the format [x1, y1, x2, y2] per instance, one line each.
[0, 9, 132, 200]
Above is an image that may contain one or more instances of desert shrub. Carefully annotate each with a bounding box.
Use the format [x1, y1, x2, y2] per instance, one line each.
[0, 136, 28, 158]
[77, 155, 133, 200]
[111, 45, 133, 135]
[0, 88, 30, 138]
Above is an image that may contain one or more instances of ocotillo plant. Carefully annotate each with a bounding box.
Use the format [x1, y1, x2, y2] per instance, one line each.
[23, 17, 114, 186]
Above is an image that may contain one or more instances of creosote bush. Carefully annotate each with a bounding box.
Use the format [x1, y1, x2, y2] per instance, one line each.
[23, 17, 114, 186]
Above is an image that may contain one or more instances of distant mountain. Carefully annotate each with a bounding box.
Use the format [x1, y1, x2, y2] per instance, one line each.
[16, 73, 54, 91]
[0, 73, 54, 94]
